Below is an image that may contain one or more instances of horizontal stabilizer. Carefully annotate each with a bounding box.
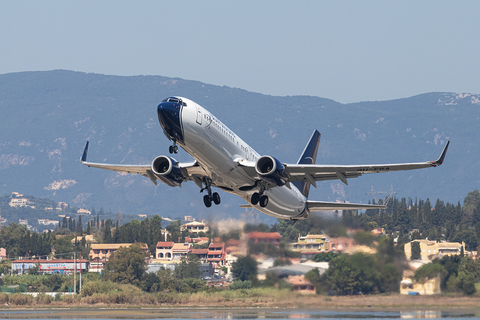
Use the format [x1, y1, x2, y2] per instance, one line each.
[307, 200, 386, 211]
[240, 204, 253, 208]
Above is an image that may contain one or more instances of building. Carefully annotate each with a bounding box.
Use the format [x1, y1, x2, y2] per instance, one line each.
[172, 243, 193, 260]
[89, 243, 148, 272]
[291, 234, 330, 259]
[0, 248, 6, 260]
[404, 239, 466, 261]
[329, 237, 356, 253]
[19, 219, 28, 226]
[285, 275, 316, 294]
[12, 259, 89, 275]
[156, 242, 174, 260]
[207, 242, 226, 265]
[77, 208, 91, 215]
[38, 219, 60, 226]
[180, 221, 209, 234]
[9, 198, 28, 207]
[70, 235, 96, 244]
[400, 270, 441, 295]
[247, 232, 282, 246]
[191, 248, 209, 262]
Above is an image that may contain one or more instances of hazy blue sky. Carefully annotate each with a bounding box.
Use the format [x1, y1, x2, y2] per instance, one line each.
[1, 1, 479, 103]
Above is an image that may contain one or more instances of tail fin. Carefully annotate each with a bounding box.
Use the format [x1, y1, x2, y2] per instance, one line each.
[292, 130, 321, 198]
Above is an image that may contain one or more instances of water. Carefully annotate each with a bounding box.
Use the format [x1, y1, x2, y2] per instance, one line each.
[0, 309, 478, 320]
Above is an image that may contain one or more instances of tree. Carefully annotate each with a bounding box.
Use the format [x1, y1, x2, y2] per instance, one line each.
[102, 243, 147, 286]
[457, 256, 480, 295]
[232, 255, 258, 282]
[175, 254, 202, 279]
[411, 241, 421, 260]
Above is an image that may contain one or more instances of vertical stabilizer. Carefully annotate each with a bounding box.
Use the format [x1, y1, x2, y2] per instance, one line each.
[292, 130, 321, 198]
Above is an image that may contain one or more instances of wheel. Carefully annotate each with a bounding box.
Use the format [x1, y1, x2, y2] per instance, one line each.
[212, 192, 221, 205]
[173, 145, 178, 153]
[203, 195, 212, 208]
[251, 193, 260, 205]
[259, 195, 269, 207]
[169, 146, 174, 154]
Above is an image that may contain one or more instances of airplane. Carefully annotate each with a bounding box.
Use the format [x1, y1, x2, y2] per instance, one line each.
[81, 96, 449, 221]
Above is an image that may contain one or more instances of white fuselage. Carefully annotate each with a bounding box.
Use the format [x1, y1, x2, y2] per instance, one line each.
[177, 97, 307, 219]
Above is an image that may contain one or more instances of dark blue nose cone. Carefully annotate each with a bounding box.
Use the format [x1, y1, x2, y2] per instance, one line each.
[157, 97, 184, 144]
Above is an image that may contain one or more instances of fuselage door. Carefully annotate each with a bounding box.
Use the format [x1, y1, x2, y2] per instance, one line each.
[196, 107, 202, 125]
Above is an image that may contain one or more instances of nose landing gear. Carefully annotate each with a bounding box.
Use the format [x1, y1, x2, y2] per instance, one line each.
[200, 178, 221, 208]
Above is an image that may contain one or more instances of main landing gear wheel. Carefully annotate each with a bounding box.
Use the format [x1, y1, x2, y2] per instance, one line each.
[259, 195, 269, 207]
[169, 145, 178, 154]
[203, 195, 212, 208]
[212, 192, 221, 205]
[251, 193, 260, 205]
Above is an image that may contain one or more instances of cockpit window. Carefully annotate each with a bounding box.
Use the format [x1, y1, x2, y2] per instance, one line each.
[162, 97, 187, 106]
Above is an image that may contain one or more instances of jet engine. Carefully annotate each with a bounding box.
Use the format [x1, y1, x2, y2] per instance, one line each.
[151, 156, 185, 187]
[255, 155, 288, 187]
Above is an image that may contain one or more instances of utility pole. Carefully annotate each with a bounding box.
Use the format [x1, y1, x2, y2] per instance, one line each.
[74, 250, 76, 294]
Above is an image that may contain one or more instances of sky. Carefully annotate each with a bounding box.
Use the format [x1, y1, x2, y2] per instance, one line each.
[1, 1, 479, 103]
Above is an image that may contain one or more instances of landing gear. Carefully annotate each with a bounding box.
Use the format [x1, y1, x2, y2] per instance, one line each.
[259, 195, 269, 207]
[169, 143, 178, 154]
[203, 194, 212, 208]
[200, 178, 221, 208]
[251, 183, 269, 207]
[212, 192, 221, 205]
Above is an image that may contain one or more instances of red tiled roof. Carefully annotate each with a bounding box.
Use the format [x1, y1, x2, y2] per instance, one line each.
[247, 232, 281, 240]
[156, 242, 174, 247]
[192, 249, 208, 254]
[209, 242, 225, 248]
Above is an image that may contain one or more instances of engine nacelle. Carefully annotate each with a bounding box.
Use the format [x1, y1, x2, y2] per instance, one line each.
[255, 155, 288, 187]
[151, 156, 185, 187]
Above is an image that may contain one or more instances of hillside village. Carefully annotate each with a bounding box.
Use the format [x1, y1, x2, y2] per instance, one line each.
[1, 189, 480, 297]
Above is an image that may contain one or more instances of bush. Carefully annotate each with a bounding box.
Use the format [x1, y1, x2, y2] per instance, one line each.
[35, 293, 52, 304]
[230, 280, 252, 290]
[9, 293, 33, 305]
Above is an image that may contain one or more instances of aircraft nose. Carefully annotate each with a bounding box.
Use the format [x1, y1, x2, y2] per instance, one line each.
[157, 98, 184, 144]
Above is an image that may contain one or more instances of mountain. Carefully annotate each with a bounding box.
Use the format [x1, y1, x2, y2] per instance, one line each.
[0, 70, 478, 223]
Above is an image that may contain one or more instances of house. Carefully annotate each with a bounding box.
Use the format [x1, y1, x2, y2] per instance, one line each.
[371, 228, 385, 236]
[291, 234, 330, 259]
[207, 242, 226, 265]
[156, 241, 174, 260]
[329, 237, 356, 253]
[9, 198, 28, 207]
[171, 243, 193, 260]
[89, 243, 148, 272]
[285, 275, 316, 294]
[77, 208, 91, 215]
[0, 248, 6, 260]
[247, 232, 281, 246]
[181, 221, 209, 234]
[12, 259, 89, 275]
[400, 270, 441, 295]
[70, 235, 96, 244]
[38, 219, 60, 226]
[404, 239, 465, 261]
[191, 248, 209, 262]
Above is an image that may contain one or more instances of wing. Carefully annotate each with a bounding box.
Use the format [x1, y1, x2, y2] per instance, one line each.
[80, 141, 205, 187]
[286, 141, 450, 187]
[306, 201, 385, 211]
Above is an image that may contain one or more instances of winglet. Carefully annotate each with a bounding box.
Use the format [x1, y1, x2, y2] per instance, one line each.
[81, 141, 89, 162]
[432, 141, 450, 167]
